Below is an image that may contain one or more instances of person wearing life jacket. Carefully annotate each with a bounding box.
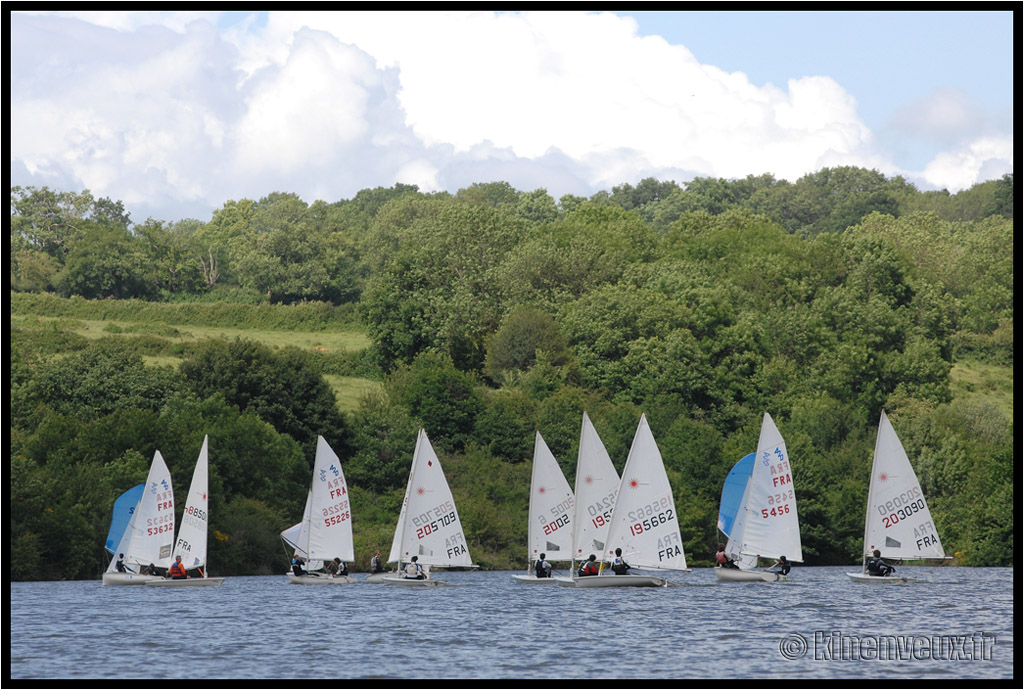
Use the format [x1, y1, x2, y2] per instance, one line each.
[291, 556, 307, 577]
[715, 544, 739, 569]
[769, 555, 791, 576]
[611, 548, 631, 575]
[577, 554, 599, 577]
[404, 555, 426, 580]
[168, 555, 188, 579]
[326, 557, 348, 577]
[865, 549, 894, 577]
[370, 550, 385, 574]
[534, 553, 552, 578]
[115, 553, 134, 574]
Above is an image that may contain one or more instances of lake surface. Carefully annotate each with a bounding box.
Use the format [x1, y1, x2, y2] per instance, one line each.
[9, 567, 1013, 680]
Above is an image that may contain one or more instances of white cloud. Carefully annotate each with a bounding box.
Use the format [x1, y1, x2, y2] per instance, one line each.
[9, 10, 1014, 221]
[919, 136, 1014, 192]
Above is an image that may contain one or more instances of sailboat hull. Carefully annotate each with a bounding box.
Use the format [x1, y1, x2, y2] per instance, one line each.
[102, 572, 163, 586]
[560, 574, 668, 588]
[145, 577, 224, 587]
[287, 573, 356, 585]
[511, 574, 560, 585]
[365, 572, 396, 584]
[380, 575, 446, 587]
[847, 572, 917, 584]
[715, 567, 788, 582]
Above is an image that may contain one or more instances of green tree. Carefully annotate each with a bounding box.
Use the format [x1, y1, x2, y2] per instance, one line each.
[484, 305, 571, 383]
[56, 225, 155, 299]
[179, 338, 352, 459]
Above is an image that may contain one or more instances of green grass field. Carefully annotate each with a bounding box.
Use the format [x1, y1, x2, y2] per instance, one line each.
[13, 310, 381, 414]
[950, 359, 1014, 419]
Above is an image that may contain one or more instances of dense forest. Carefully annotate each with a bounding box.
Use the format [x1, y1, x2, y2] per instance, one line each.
[9, 167, 1014, 580]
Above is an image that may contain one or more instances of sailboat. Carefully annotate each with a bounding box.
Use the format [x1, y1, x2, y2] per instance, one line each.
[564, 414, 687, 588]
[716, 413, 802, 582]
[147, 436, 224, 587]
[104, 484, 144, 558]
[512, 431, 575, 584]
[287, 436, 357, 584]
[102, 453, 174, 586]
[376, 429, 475, 587]
[847, 411, 946, 584]
[555, 412, 620, 587]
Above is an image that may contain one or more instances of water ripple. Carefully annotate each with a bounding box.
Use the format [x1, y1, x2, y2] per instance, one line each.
[10, 567, 1014, 680]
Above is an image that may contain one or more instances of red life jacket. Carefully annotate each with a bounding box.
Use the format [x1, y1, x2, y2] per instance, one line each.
[169, 561, 187, 578]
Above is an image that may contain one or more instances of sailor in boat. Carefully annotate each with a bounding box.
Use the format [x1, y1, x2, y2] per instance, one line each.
[115, 554, 134, 574]
[611, 548, 631, 575]
[534, 553, 552, 578]
[142, 563, 159, 576]
[326, 557, 348, 578]
[577, 554, 599, 577]
[865, 549, 895, 577]
[715, 544, 739, 569]
[404, 555, 426, 580]
[168, 555, 188, 579]
[370, 550, 385, 574]
[291, 556, 308, 577]
[768, 555, 791, 577]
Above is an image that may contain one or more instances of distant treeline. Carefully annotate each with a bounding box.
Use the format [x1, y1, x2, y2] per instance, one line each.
[8, 168, 1014, 580]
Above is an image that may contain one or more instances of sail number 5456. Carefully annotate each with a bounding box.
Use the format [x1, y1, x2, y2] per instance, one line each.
[761, 504, 790, 519]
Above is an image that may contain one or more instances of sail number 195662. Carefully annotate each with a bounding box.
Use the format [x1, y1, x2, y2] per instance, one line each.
[629, 509, 674, 536]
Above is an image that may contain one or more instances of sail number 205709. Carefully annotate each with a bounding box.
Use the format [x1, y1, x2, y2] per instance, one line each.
[416, 511, 457, 539]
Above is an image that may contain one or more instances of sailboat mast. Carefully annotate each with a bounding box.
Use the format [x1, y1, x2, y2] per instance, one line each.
[861, 412, 886, 573]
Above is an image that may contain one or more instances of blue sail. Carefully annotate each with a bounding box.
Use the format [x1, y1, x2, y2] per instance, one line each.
[717, 453, 755, 537]
[104, 484, 145, 555]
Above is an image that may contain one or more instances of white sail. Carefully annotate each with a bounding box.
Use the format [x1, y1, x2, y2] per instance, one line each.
[723, 476, 759, 570]
[394, 429, 472, 568]
[283, 492, 313, 557]
[306, 436, 355, 563]
[172, 436, 211, 570]
[862, 411, 944, 560]
[729, 413, 802, 564]
[526, 431, 575, 563]
[570, 412, 620, 563]
[387, 460, 414, 565]
[106, 451, 174, 572]
[603, 414, 686, 571]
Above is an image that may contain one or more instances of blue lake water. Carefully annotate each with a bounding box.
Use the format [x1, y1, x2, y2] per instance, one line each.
[9, 567, 1014, 680]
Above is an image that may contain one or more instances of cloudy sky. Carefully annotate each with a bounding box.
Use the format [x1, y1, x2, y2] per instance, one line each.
[9, 10, 1015, 223]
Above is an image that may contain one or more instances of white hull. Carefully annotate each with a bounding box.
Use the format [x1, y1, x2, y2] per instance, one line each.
[511, 574, 560, 585]
[102, 572, 163, 586]
[715, 567, 788, 582]
[381, 575, 445, 587]
[287, 573, 356, 585]
[364, 571, 396, 584]
[847, 572, 918, 584]
[558, 574, 668, 588]
[145, 577, 224, 587]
